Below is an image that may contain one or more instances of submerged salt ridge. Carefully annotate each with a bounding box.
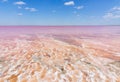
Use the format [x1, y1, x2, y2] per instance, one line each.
[0, 26, 120, 82]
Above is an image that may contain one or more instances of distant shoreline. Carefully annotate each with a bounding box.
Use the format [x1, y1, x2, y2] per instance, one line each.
[0, 25, 120, 27]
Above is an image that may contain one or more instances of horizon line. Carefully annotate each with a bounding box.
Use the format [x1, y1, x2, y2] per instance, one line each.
[0, 25, 120, 27]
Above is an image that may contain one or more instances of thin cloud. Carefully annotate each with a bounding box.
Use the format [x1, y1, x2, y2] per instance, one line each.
[14, 1, 26, 5]
[74, 6, 84, 10]
[25, 7, 29, 10]
[30, 8, 37, 12]
[18, 6, 22, 9]
[112, 6, 120, 11]
[64, 1, 74, 6]
[2, 0, 8, 2]
[73, 11, 77, 14]
[103, 6, 120, 19]
[103, 12, 120, 19]
[77, 14, 80, 17]
[25, 7, 37, 12]
[0, 0, 8, 2]
[18, 13, 23, 16]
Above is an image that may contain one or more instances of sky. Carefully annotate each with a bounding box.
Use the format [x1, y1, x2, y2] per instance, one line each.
[0, 0, 120, 25]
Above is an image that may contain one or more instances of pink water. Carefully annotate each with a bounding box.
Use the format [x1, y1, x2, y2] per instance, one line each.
[0, 26, 119, 35]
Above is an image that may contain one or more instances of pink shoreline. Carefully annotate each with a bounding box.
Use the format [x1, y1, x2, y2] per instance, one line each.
[0, 26, 119, 35]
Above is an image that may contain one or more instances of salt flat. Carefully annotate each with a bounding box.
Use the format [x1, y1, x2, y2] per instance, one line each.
[0, 26, 120, 82]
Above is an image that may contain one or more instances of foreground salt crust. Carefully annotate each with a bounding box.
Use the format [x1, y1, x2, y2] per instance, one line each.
[0, 34, 120, 82]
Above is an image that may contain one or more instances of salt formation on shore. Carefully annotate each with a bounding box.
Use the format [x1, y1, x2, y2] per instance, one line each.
[0, 34, 120, 82]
